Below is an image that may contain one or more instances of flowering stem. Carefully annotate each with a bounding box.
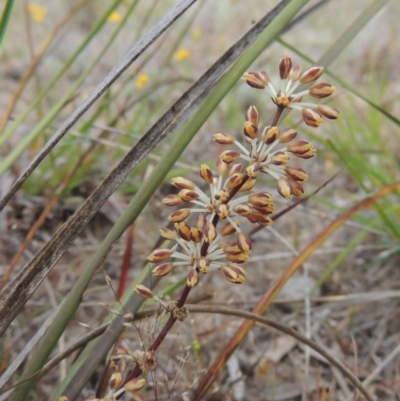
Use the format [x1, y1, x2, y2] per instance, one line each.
[115, 174, 252, 397]
[271, 105, 284, 126]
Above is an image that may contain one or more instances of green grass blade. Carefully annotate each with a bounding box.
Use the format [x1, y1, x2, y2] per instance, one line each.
[0, 0, 15, 45]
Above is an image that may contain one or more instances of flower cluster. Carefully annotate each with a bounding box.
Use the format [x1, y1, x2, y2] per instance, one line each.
[104, 55, 339, 400]
[243, 55, 339, 127]
[214, 106, 314, 199]
[145, 56, 339, 287]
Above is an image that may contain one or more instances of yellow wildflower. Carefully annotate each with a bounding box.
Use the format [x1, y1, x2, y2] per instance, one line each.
[27, 3, 47, 23]
[108, 11, 122, 23]
[135, 73, 149, 88]
[174, 49, 190, 62]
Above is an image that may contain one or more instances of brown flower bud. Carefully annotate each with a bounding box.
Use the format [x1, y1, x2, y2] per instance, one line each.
[228, 163, 243, 177]
[171, 177, 195, 190]
[285, 166, 308, 181]
[309, 82, 335, 98]
[162, 194, 184, 206]
[251, 204, 275, 215]
[225, 173, 243, 189]
[168, 208, 191, 222]
[317, 104, 340, 119]
[248, 192, 273, 207]
[175, 222, 191, 241]
[295, 147, 316, 159]
[243, 121, 258, 140]
[245, 105, 259, 125]
[134, 284, 153, 299]
[147, 248, 172, 263]
[302, 108, 324, 127]
[220, 264, 246, 284]
[152, 262, 174, 276]
[277, 178, 292, 199]
[159, 227, 177, 241]
[238, 178, 256, 191]
[124, 377, 146, 393]
[279, 128, 297, 143]
[243, 72, 266, 89]
[224, 243, 242, 255]
[226, 252, 249, 264]
[279, 55, 292, 79]
[246, 163, 259, 178]
[261, 126, 279, 144]
[288, 65, 301, 81]
[196, 214, 206, 231]
[287, 140, 313, 155]
[233, 204, 252, 217]
[220, 221, 238, 236]
[179, 189, 199, 202]
[190, 227, 203, 243]
[288, 178, 304, 197]
[271, 151, 289, 165]
[300, 66, 324, 84]
[187, 269, 199, 287]
[203, 222, 216, 243]
[249, 211, 273, 226]
[237, 232, 252, 254]
[200, 164, 213, 184]
[217, 158, 229, 176]
[216, 204, 230, 219]
[213, 132, 236, 145]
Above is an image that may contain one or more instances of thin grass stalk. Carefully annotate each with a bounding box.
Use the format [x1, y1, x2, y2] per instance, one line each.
[190, 183, 400, 400]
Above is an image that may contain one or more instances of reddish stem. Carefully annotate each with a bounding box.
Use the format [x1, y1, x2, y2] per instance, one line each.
[117, 224, 134, 299]
[271, 105, 284, 126]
